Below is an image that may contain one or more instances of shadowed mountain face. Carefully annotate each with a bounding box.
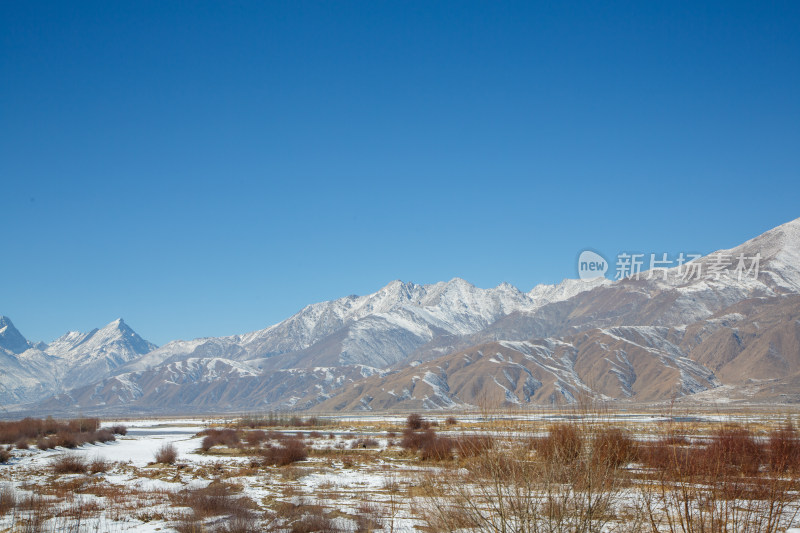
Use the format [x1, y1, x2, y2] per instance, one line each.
[4, 218, 800, 415]
[0, 316, 31, 354]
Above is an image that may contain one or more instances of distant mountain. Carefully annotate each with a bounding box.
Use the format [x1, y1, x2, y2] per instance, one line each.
[44, 318, 157, 385]
[312, 218, 800, 410]
[5, 217, 800, 415]
[0, 316, 32, 354]
[0, 318, 156, 408]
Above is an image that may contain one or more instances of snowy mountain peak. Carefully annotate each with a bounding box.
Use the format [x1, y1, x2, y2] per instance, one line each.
[528, 277, 610, 306]
[445, 277, 474, 289]
[719, 217, 800, 261]
[45, 319, 156, 361]
[0, 316, 31, 354]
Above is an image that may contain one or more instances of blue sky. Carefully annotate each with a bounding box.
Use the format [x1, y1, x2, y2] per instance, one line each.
[1, 1, 798, 345]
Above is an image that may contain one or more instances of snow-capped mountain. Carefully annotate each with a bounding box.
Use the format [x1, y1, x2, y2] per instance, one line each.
[0, 316, 32, 354]
[4, 217, 800, 414]
[0, 318, 156, 407]
[126, 277, 559, 373]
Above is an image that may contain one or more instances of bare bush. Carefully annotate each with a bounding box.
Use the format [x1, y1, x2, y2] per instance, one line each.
[351, 438, 379, 449]
[172, 482, 256, 522]
[245, 430, 267, 447]
[406, 413, 428, 430]
[767, 424, 800, 473]
[421, 436, 454, 461]
[154, 443, 178, 464]
[51, 454, 88, 474]
[400, 428, 436, 451]
[591, 427, 636, 468]
[0, 485, 16, 516]
[89, 457, 110, 474]
[534, 423, 583, 464]
[455, 434, 494, 459]
[261, 437, 308, 466]
[201, 428, 241, 451]
[109, 424, 128, 435]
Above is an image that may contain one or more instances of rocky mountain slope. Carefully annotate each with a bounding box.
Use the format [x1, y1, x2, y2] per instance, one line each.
[4, 217, 800, 414]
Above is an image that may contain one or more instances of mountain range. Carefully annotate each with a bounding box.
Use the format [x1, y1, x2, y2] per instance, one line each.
[2, 217, 800, 415]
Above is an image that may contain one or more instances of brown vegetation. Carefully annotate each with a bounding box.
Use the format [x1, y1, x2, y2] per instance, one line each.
[154, 443, 178, 464]
[51, 454, 88, 474]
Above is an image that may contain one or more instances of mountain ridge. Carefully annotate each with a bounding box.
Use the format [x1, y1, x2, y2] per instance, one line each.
[3, 216, 800, 414]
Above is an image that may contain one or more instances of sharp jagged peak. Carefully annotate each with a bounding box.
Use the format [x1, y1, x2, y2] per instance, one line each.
[99, 317, 130, 332]
[0, 315, 31, 354]
[45, 318, 156, 360]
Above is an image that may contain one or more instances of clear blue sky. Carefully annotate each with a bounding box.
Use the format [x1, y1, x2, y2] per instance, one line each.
[2, 1, 798, 345]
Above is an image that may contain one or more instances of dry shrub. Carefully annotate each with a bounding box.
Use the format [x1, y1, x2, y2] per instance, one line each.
[0, 416, 100, 444]
[0, 485, 15, 515]
[705, 425, 764, 476]
[455, 434, 494, 459]
[201, 428, 241, 451]
[266, 430, 287, 442]
[351, 438, 379, 449]
[174, 515, 204, 533]
[245, 430, 267, 447]
[535, 423, 583, 464]
[0, 448, 10, 463]
[94, 429, 116, 443]
[356, 500, 384, 531]
[591, 427, 636, 468]
[637, 438, 699, 476]
[261, 437, 308, 466]
[37, 437, 54, 451]
[66, 418, 100, 433]
[89, 457, 110, 474]
[109, 424, 127, 435]
[173, 482, 255, 521]
[51, 454, 88, 474]
[768, 424, 800, 473]
[445, 416, 458, 426]
[638, 426, 765, 479]
[287, 502, 339, 533]
[217, 514, 262, 533]
[406, 413, 428, 430]
[17, 494, 49, 531]
[155, 443, 178, 464]
[400, 428, 436, 451]
[54, 431, 79, 449]
[420, 436, 454, 461]
[14, 438, 29, 450]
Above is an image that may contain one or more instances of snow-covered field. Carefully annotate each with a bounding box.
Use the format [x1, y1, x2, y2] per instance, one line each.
[2, 411, 800, 532]
[0, 417, 427, 532]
